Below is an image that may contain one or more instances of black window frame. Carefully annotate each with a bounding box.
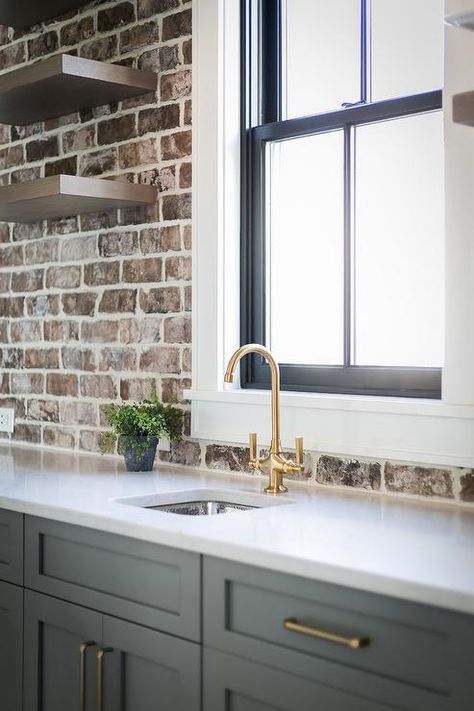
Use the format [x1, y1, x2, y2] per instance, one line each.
[240, 0, 443, 399]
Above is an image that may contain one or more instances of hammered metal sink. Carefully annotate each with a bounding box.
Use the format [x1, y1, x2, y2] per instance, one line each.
[148, 499, 257, 516]
[114, 488, 292, 516]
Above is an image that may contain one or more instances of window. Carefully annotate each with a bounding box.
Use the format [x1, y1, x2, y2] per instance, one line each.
[241, 0, 445, 398]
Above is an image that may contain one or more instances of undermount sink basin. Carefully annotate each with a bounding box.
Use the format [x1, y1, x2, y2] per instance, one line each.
[114, 488, 292, 516]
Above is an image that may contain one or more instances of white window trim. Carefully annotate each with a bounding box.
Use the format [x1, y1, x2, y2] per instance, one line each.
[186, 0, 474, 468]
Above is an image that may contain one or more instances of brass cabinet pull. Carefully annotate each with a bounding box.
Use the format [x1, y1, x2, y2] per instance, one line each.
[283, 617, 370, 650]
[97, 647, 114, 711]
[79, 641, 96, 711]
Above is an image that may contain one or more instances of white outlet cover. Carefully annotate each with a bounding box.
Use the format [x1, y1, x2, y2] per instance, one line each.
[0, 408, 15, 433]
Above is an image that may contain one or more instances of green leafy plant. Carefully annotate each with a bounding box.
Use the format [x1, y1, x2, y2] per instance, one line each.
[100, 394, 183, 458]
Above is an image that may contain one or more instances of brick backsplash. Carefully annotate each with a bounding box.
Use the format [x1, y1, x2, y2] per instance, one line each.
[0, 0, 471, 509]
[0, 0, 192, 450]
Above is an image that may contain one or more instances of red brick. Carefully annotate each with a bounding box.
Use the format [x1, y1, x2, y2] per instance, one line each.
[80, 374, 117, 399]
[179, 162, 192, 188]
[161, 193, 191, 221]
[25, 239, 59, 265]
[118, 138, 157, 168]
[162, 9, 192, 40]
[81, 321, 119, 344]
[44, 321, 79, 342]
[62, 292, 97, 317]
[28, 31, 58, 60]
[123, 257, 162, 283]
[140, 226, 180, 254]
[99, 289, 137, 313]
[162, 377, 191, 403]
[140, 286, 180, 313]
[81, 36, 118, 62]
[99, 231, 138, 257]
[119, 317, 162, 344]
[98, 2, 135, 32]
[120, 377, 156, 401]
[120, 21, 159, 52]
[44, 426, 76, 449]
[63, 125, 95, 153]
[165, 255, 191, 281]
[46, 373, 78, 397]
[98, 115, 136, 145]
[28, 399, 59, 423]
[138, 0, 179, 19]
[84, 261, 119, 286]
[99, 348, 137, 371]
[138, 105, 180, 135]
[161, 130, 191, 160]
[13, 423, 41, 444]
[11, 320, 42, 343]
[26, 295, 60, 318]
[163, 316, 191, 343]
[61, 16, 94, 46]
[61, 347, 96, 371]
[60, 401, 97, 426]
[24, 349, 59, 369]
[139, 346, 179, 373]
[160, 69, 191, 101]
[11, 269, 43, 292]
[0, 296, 24, 318]
[46, 265, 81, 289]
[11, 373, 43, 395]
[26, 136, 58, 162]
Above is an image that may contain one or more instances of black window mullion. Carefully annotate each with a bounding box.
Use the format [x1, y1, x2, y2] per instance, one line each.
[343, 125, 352, 368]
[260, 0, 282, 124]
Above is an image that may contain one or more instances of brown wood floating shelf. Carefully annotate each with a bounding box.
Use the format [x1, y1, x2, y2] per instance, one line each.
[0, 175, 157, 223]
[452, 91, 474, 127]
[0, 54, 157, 126]
[0, 0, 89, 30]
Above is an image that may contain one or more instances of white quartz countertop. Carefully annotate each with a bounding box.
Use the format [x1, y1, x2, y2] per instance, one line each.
[1, 443, 474, 615]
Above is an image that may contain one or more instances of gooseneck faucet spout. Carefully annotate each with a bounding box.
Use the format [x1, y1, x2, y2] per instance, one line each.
[224, 344, 304, 494]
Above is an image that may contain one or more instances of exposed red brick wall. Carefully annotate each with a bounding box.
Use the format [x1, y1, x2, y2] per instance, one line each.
[0, 0, 192, 452]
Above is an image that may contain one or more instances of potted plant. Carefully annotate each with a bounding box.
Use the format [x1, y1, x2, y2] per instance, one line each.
[100, 396, 183, 472]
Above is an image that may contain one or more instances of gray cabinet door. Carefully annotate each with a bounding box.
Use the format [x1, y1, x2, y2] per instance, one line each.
[24, 590, 102, 711]
[0, 509, 23, 585]
[101, 615, 201, 711]
[0, 580, 23, 711]
[204, 648, 397, 711]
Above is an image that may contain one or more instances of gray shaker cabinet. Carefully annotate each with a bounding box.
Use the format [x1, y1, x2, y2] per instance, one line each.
[23, 590, 201, 711]
[24, 590, 102, 711]
[0, 580, 23, 711]
[101, 615, 201, 711]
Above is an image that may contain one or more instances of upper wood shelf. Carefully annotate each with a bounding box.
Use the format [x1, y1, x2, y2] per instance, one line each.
[0, 0, 89, 30]
[453, 92, 474, 127]
[0, 175, 157, 223]
[0, 54, 157, 126]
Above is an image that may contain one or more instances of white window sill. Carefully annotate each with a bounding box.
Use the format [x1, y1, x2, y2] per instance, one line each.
[185, 388, 474, 467]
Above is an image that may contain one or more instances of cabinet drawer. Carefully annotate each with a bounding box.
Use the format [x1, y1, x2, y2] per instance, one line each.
[25, 516, 201, 641]
[204, 648, 393, 711]
[0, 509, 23, 585]
[203, 557, 474, 711]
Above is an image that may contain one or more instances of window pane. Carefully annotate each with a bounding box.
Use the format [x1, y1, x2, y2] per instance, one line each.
[268, 131, 345, 365]
[283, 0, 360, 119]
[354, 111, 444, 367]
[371, 0, 444, 101]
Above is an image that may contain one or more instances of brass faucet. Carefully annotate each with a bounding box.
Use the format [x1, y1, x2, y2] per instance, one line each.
[224, 344, 305, 494]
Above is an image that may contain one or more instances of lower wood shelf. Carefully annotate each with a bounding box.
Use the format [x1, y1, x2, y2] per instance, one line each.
[0, 175, 157, 223]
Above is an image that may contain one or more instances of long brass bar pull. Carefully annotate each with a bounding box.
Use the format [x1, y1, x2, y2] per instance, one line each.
[80, 641, 96, 711]
[97, 647, 114, 711]
[283, 618, 370, 650]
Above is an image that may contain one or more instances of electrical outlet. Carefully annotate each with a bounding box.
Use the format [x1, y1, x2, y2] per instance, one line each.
[0, 408, 15, 434]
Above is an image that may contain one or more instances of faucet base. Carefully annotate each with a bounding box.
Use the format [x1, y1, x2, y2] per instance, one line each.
[264, 482, 288, 495]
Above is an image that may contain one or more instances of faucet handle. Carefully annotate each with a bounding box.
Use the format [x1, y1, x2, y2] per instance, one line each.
[295, 436, 304, 469]
[249, 432, 258, 465]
